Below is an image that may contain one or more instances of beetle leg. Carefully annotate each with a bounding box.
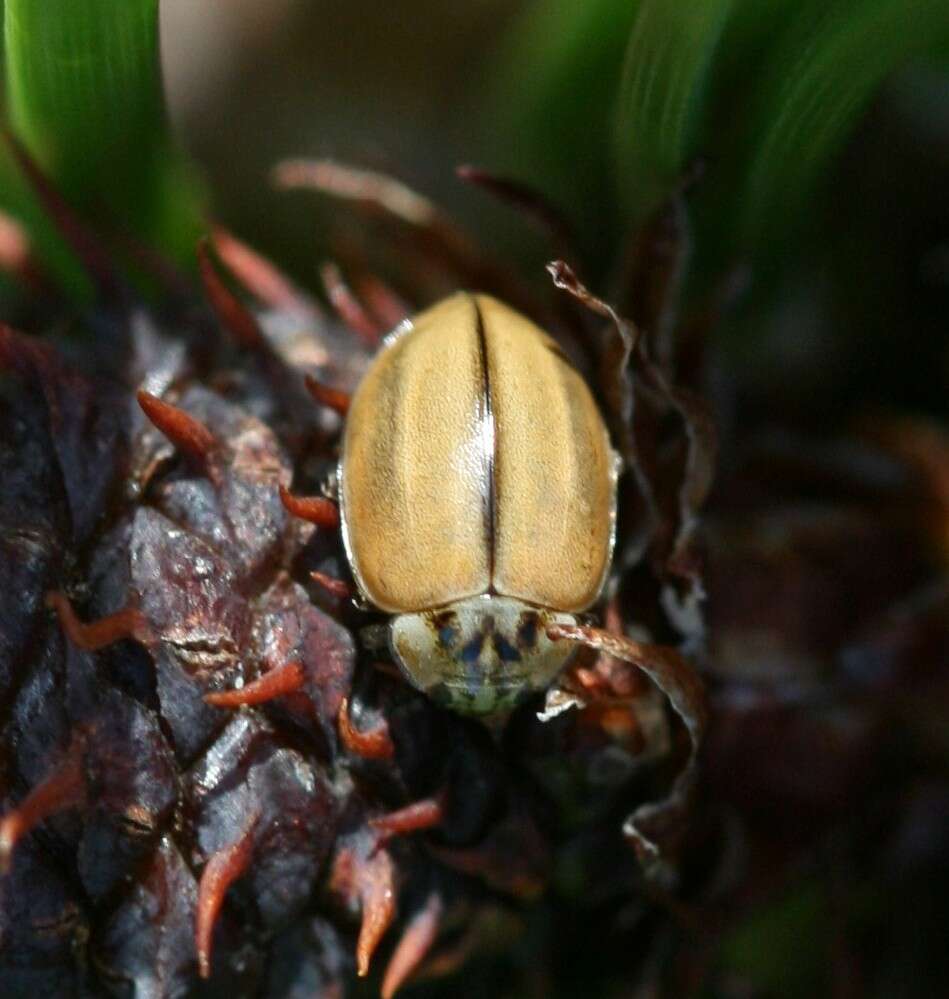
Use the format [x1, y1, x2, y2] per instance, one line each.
[195, 813, 258, 978]
[203, 660, 305, 708]
[46, 591, 150, 651]
[320, 261, 385, 347]
[337, 697, 395, 760]
[137, 390, 224, 486]
[278, 484, 340, 529]
[380, 891, 444, 999]
[369, 791, 447, 850]
[547, 622, 707, 867]
[0, 741, 86, 873]
[303, 374, 350, 416]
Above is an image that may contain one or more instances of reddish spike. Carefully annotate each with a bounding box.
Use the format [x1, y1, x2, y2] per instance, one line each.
[310, 570, 354, 601]
[46, 591, 149, 651]
[204, 661, 305, 708]
[197, 238, 267, 349]
[2, 130, 121, 300]
[0, 209, 51, 295]
[278, 484, 340, 529]
[369, 793, 446, 848]
[320, 262, 384, 347]
[353, 273, 411, 329]
[456, 164, 577, 260]
[381, 893, 444, 999]
[211, 225, 319, 317]
[304, 374, 351, 416]
[337, 697, 395, 760]
[0, 748, 85, 874]
[136, 391, 222, 482]
[356, 849, 397, 977]
[195, 816, 258, 978]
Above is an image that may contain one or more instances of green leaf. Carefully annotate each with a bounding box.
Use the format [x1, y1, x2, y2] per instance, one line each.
[733, 0, 949, 247]
[612, 0, 736, 222]
[2, 0, 204, 294]
[485, 0, 644, 255]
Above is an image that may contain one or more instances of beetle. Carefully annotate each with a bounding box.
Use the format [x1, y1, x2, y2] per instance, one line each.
[332, 291, 620, 715]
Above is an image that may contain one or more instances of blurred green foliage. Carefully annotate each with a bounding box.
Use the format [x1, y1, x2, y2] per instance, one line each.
[492, 0, 949, 272]
[0, 0, 203, 297]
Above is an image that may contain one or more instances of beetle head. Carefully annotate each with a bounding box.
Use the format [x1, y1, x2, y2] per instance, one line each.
[389, 595, 577, 715]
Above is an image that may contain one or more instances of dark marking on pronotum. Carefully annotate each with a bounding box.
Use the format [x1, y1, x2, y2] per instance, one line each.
[516, 611, 539, 650]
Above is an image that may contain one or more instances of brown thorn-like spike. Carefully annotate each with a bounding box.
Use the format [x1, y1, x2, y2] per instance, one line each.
[304, 374, 351, 416]
[547, 622, 707, 865]
[278, 484, 340, 529]
[136, 390, 223, 485]
[197, 238, 267, 349]
[319, 262, 384, 347]
[456, 164, 577, 261]
[310, 570, 354, 601]
[356, 848, 397, 977]
[204, 661, 305, 709]
[46, 591, 150, 651]
[0, 746, 86, 874]
[381, 892, 444, 999]
[353, 273, 411, 329]
[1, 130, 122, 301]
[369, 793, 446, 849]
[195, 814, 258, 979]
[211, 225, 320, 317]
[338, 697, 395, 760]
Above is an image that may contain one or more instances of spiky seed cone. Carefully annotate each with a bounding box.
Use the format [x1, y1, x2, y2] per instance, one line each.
[1, 155, 946, 998]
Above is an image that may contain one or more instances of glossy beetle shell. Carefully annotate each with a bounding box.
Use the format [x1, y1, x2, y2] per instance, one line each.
[339, 292, 618, 713]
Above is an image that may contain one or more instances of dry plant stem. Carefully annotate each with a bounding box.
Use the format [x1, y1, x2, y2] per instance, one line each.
[319, 261, 385, 346]
[275, 158, 543, 323]
[456, 164, 578, 263]
[547, 261, 717, 580]
[195, 815, 258, 978]
[211, 225, 319, 317]
[46, 591, 150, 650]
[304, 374, 351, 415]
[0, 746, 86, 873]
[337, 697, 395, 760]
[197, 239, 268, 350]
[381, 892, 444, 999]
[547, 622, 707, 863]
[137, 390, 223, 484]
[2, 129, 122, 300]
[278, 484, 340, 528]
[204, 661, 306, 708]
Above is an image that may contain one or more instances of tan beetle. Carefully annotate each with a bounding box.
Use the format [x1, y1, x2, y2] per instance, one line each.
[331, 291, 619, 715]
